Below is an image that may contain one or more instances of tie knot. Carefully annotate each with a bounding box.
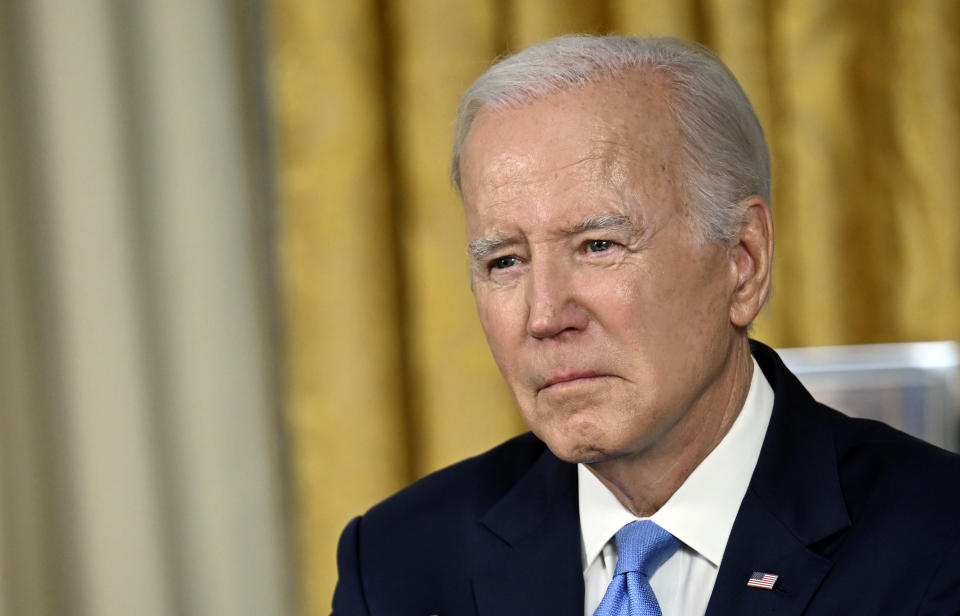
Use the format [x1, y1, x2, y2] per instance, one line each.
[613, 520, 679, 577]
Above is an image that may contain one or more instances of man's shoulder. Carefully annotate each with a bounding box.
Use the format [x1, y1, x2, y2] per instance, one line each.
[338, 431, 562, 602]
[752, 337, 960, 533]
[773, 368, 960, 551]
[333, 432, 580, 613]
[829, 407, 960, 512]
[809, 407, 960, 609]
[753, 338, 960, 487]
[769, 358, 960, 512]
[363, 431, 551, 530]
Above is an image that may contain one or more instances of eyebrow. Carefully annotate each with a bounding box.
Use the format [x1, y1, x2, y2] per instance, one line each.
[468, 236, 512, 263]
[467, 213, 638, 263]
[567, 213, 636, 236]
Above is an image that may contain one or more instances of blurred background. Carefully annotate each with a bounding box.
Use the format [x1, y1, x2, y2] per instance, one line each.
[1, 1, 957, 615]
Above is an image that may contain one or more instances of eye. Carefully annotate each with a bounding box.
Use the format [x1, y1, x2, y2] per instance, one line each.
[491, 255, 521, 270]
[586, 239, 613, 253]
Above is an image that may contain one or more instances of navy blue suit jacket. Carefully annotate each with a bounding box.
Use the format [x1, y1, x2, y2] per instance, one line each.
[332, 341, 960, 614]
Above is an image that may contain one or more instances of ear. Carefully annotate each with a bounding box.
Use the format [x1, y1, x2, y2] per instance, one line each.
[728, 196, 773, 328]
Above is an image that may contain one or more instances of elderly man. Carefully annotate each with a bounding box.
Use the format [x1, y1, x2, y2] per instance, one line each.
[332, 35, 960, 615]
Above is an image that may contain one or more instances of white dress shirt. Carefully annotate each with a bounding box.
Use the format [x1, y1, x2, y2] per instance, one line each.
[580, 358, 774, 615]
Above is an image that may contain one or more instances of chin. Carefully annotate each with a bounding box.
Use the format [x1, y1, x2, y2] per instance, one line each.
[534, 423, 618, 465]
[549, 442, 620, 465]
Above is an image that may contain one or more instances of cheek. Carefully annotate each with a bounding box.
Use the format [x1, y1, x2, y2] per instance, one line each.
[595, 271, 662, 335]
[475, 289, 524, 364]
[596, 260, 729, 361]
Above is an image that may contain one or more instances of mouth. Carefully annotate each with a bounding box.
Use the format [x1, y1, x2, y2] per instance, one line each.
[539, 372, 609, 392]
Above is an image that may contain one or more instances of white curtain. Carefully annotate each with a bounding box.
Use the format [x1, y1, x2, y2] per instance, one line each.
[0, 2, 293, 615]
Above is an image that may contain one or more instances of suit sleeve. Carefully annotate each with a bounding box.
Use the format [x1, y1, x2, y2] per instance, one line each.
[331, 516, 371, 616]
[918, 531, 960, 615]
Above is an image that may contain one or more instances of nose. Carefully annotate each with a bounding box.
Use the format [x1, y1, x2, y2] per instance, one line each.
[526, 258, 588, 339]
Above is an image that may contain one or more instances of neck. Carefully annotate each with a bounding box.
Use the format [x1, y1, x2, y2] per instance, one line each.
[585, 338, 754, 517]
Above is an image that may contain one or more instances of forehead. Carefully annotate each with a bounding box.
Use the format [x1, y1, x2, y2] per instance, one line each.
[459, 71, 683, 231]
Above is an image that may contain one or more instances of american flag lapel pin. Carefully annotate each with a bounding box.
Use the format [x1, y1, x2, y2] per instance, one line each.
[747, 571, 779, 590]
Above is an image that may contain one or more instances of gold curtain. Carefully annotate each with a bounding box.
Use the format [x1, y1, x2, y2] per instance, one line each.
[268, 1, 960, 613]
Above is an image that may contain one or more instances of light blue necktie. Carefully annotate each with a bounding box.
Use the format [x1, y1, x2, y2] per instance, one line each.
[593, 520, 680, 616]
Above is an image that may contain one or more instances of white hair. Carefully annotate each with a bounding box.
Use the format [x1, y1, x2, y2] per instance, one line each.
[450, 34, 770, 243]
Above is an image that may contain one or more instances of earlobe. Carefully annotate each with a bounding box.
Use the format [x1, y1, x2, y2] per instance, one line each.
[729, 197, 773, 328]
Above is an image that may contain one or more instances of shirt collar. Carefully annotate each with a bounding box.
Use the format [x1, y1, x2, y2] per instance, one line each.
[578, 357, 774, 571]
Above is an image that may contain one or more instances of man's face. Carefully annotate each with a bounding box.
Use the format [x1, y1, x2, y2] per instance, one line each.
[459, 73, 746, 464]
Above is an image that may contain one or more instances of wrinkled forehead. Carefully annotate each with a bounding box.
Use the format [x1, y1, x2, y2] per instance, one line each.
[459, 72, 683, 206]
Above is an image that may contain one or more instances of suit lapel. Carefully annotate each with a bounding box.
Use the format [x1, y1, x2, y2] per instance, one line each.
[472, 447, 583, 616]
[705, 489, 835, 615]
[706, 342, 851, 615]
